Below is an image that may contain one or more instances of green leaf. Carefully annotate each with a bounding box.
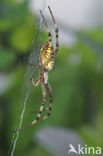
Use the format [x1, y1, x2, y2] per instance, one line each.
[0, 2, 28, 31]
[10, 16, 36, 53]
[0, 48, 16, 70]
[83, 29, 103, 44]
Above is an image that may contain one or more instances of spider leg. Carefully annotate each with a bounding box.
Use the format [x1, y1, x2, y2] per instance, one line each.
[31, 107, 49, 114]
[48, 6, 59, 54]
[15, 82, 47, 131]
[42, 83, 53, 121]
[29, 75, 40, 87]
[40, 10, 53, 49]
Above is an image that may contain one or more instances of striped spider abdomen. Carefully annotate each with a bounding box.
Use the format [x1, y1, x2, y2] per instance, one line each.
[40, 42, 55, 71]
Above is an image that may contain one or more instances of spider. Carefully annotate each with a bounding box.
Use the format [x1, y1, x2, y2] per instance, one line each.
[18, 6, 59, 131]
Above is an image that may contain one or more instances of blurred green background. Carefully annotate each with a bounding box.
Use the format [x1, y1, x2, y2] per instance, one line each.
[0, 0, 103, 156]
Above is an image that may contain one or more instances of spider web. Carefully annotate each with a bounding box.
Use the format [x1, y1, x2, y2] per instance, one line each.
[9, 1, 47, 156]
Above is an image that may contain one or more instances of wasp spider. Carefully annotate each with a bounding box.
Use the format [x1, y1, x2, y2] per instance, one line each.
[18, 6, 59, 131]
